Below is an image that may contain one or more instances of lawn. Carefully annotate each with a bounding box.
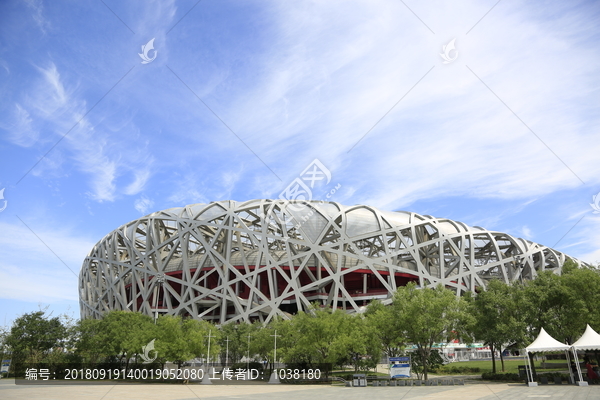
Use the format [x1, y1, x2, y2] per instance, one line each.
[437, 359, 571, 374]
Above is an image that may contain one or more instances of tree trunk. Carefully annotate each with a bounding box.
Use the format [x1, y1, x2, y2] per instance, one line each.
[528, 352, 537, 380]
[422, 349, 428, 380]
[490, 343, 496, 374]
[125, 356, 130, 375]
[499, 346, 505, 372]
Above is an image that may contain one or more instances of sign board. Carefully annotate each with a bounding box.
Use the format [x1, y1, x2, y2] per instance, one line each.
[1, 359, 11, 373]
[389, 356, 410, 378]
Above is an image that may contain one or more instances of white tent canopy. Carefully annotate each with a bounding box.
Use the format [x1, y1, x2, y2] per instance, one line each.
[526, 328, 571, 353]
[572, 324, 600, 351]
[524, 328, 577, 386]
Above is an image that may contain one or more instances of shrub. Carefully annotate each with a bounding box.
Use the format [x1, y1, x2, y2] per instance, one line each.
[538, 372, 570, 381]
[481, 372, 521, 381]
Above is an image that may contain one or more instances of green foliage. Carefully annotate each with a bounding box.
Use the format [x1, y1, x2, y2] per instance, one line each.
[251, 318, 289, 366]
[3, 310, 73, 376]
[74, 311, 220, 373]
[411, 349, 444, 376]
[436, 365, 480, 374]
[481, 372, 521, 381]
[561, 265, 600, 333]
[257, 305, 381, 372]
[330, 313, 381, 372]
[154, 315, 217, 367]
[520, 270, 590, 344]
[364, 300, 405, 357]
[391, 282, 467, 379]
[468, 279, 525, 372]
[5, 311, 68, 365]
[75, 318, 108, 365]
[218, 321, 255, 364]
[99, 310, 155, 364]
[6, 259, 599, 379]
[281, 307, 349, 366]
[537, 372, 571, 382]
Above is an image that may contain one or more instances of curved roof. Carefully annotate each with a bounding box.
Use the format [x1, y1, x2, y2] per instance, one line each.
[79, 199, 586, 324]
[572, 324, 600, 351]
[526, 328, 570, 353]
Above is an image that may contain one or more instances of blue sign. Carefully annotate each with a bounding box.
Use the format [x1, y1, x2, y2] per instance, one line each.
[389, 356, 411, 378]
[1, 359, 10, 373]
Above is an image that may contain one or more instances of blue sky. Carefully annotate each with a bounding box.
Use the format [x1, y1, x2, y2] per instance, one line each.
[1, 0, 599, 327]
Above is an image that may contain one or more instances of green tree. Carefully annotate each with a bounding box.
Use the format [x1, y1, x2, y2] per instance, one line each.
[331, 314, 381, 372]
[562, 263, 600, 332]
[391, 282, 465, 380]
[5, 311, 68, 366]
[154, 316, 218, 368]
[185, 318, 220, 365]
[365, 300, 405, 358]
[469, 280, 525, 372]
[74, 318, 109, 365]
[155, 315, 192, 369]
[516, 263, 600, 376]
[283, 307, 349, 366]
[521, 270, 587, 344]
[99, 311, 155, 371]
[218, 321, 255, 365]
[251, 317, 292, 372]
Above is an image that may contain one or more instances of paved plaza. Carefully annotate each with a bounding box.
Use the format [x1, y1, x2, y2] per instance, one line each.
[2, 379, 600, 400]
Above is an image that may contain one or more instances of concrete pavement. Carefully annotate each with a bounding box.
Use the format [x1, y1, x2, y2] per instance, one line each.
[2, 378, 600, 400]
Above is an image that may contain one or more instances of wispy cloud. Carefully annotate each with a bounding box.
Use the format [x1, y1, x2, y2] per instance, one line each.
[198, 0, 600, 211]
[134, 195, 154, 214]
[7, 62, 154, 202]
[1, 0, 598, 322]
[521, 225, 533, 239]
[24, 0, 50, 34]
[0, 220, 94, 302]
[7, 104, 38, 146]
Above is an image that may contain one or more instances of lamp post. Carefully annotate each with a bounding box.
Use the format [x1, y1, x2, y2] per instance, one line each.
[268, 330, 281, 384]
[201, 329, 215, 385]
[246, 334, 251, 371]
[206, 329, 214, 367]
[225, 336, 230, 367]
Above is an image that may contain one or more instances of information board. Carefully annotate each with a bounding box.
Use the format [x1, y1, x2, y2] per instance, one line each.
[1, 360, 11, 373]
[389, 356, 410, 378]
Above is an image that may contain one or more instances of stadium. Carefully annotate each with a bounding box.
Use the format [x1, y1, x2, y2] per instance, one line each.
[79, 199, 584, 324]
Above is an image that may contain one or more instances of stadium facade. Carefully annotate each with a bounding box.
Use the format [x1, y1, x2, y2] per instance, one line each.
[79, 199, 585, 324]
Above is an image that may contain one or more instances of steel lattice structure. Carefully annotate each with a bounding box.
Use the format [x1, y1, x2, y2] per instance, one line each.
[79, 199, 585, 324]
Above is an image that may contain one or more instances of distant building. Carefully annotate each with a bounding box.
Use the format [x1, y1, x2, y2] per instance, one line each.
[79, 199, 585, 323]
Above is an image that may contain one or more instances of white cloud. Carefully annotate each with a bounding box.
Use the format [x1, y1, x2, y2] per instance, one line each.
[125, 169, 152, 195]
[557, 212, 600, 266]
[166, 178, 208, 206]
[24, 0, 50, 34]
[8, 104, 38, 147]
[134, 196, 154, 214]
[521, 226, 533, 239]
[0, 220, 94, 303]
[204, 0, 600, 211]
[7, 62, 155, 202]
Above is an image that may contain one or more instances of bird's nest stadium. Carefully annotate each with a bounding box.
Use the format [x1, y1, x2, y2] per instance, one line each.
[79, 199, 585, 324]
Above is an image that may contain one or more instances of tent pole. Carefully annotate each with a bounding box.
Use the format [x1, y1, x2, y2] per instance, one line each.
[565, 350, 574, 384]
[526, 351, 535, 385]
[572, 348, 587, 386]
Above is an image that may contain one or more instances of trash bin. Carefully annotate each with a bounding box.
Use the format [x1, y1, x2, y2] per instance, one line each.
[518, 365, 528, 379]
[353, 374, 366, 387]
